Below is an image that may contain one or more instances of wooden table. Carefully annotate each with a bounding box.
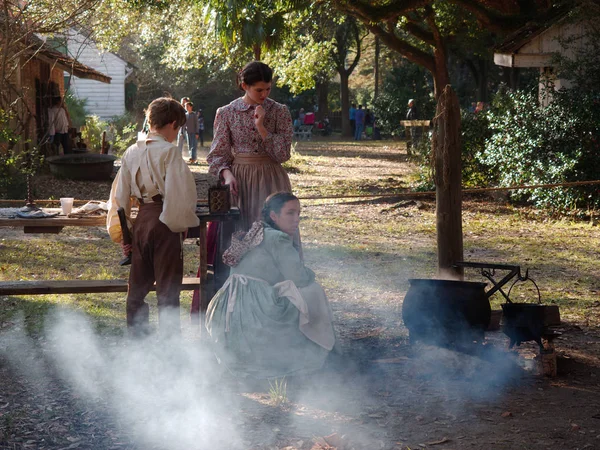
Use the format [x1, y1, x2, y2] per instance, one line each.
[0, 207, 240, 310]
[0, 209, 106, 233]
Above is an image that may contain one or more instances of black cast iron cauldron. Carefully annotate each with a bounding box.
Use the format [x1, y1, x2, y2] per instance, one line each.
[501, 303, 545, 350]
[402, 279, 492, 346]
[47, 154, 116, 181]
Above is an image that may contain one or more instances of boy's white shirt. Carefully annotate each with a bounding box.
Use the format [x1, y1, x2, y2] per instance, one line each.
[106, 132, 200, 242]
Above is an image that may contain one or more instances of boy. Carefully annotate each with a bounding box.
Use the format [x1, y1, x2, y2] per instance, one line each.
[107, 97, 200, 335]
[182, 101, 199, 163]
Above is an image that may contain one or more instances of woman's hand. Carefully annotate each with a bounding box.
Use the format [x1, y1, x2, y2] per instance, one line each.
[254, 105, 269, 139]
[221, 169, 238, 196]
[121, 242, 132, 257]
[254, 105, 266, 125]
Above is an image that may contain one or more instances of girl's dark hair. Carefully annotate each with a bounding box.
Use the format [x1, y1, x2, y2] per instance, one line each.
[261, 192, 298, 229]
[238, 61, 273, 90]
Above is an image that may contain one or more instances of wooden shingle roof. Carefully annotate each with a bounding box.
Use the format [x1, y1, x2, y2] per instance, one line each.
[28, 34, 111, 84]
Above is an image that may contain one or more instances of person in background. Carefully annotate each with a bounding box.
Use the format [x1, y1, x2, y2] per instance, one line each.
[349, 103, 357, 136]
[298, 108, 306, 124]
[406, 98, 418, 121]
[197, 109, 205, 147]
[354, 104, 365, 141]
[107, 97, 199, 336]
[321, 115, 332, 136]
[177, 97, 190, 155]
[205, 192, 335, 378]
[48, 96, 72, 155]
[365, 108, 374, 138]
[183, 102, 199, 163]
[192, 61, 295, 317]
[406, 99, 420, 152]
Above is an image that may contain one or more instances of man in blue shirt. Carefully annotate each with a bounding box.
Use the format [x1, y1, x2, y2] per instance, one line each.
[349, 103, 357, 136]
[354, 105, 365, 141]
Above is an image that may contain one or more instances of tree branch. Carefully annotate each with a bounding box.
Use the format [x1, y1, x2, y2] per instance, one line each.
[332, 0, 429, 23]
[368, 22, 436, 74]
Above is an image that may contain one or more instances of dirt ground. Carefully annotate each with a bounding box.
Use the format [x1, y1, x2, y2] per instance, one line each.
[1, 141, 600, 449]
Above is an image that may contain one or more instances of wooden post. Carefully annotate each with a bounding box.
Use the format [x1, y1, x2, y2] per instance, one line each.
[199, 222, 210, 313]
[101, 131, 107, 154]
[432, 85, 463, 279]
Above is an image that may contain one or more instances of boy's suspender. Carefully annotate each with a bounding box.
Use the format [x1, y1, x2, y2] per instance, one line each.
[137, 141, 161, 201]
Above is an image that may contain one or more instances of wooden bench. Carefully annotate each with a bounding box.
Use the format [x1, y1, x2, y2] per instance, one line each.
[293, 125, 313, 141]
[0, 277, 201, 296]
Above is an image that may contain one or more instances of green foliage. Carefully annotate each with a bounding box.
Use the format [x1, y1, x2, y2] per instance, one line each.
[264, 34, 336, 94]
[79, 114, 137, 156]
[268, 377, 288, 406]
[0, 109, 29, 199]
[64, 91, 88, 129]
[460, 109, 497, 188]
[107, 113, 138, 157]
[81, 115, 108, 152]
[478, 88, 600, 211]
[372, 62, 435, 136]
[207, 0, 300, 59]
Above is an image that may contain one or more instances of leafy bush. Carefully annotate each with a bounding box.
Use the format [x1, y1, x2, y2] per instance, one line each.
[64, 92, 88, 129]
[0, 149, 28, 199]
[106, 112, 138, 157]
[79, 113, 139, 157]
[372, 63, 436, 137]
[460, 109, 497, 188]
[80, 115, 108, 152]
[478, 87, 600, 211]
[0, 109, 41, 199]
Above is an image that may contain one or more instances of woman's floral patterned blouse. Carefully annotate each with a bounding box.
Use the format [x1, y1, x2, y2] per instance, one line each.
[207, 97, 294, 177]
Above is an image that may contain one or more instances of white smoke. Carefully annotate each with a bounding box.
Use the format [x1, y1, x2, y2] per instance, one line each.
[1, 308, 244, 449]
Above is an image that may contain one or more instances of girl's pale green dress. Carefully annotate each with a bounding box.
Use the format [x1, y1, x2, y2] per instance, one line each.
[205, 225, 335, 379]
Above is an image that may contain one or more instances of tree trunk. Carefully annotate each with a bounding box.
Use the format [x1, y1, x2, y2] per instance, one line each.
[253, 44, 261, 60]
[374, 36, 380, 99]
[316, 80, 329, 121]
[339, 70, 352, 137]
[432, 85, 463, 279]
[477, 59, 488, 103]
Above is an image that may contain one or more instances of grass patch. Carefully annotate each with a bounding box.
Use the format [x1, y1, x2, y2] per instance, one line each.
[268, 377, 288, 407]
[1, 139, 599, 337]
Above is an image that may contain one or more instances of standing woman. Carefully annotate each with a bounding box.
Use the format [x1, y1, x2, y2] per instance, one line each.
[191, 61, 295, 316]
[208, 61, 294, 231]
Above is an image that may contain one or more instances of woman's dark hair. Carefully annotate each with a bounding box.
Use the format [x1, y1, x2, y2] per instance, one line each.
[238, 61, 273, 90]
[261, 192, 298, 229]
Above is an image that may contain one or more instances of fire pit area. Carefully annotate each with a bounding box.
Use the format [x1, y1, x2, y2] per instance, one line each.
[402, 261, 562, 376]
[46, 153, 116, 181]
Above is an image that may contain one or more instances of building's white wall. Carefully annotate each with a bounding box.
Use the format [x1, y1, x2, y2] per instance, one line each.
[66, 30, 129, 120]
[519, 22, 587, 60]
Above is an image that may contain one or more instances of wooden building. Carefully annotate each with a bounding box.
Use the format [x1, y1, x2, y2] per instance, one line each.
[64, 29, 135, 120]
[494, 8, 591, 104]
[5, 34, 111, 151]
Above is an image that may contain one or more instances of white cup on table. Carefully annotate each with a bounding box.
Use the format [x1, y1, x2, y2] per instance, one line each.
[60, 197, 74, 215]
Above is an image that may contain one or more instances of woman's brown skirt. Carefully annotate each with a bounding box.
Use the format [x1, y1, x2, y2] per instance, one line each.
[231, 153, 292, 231]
